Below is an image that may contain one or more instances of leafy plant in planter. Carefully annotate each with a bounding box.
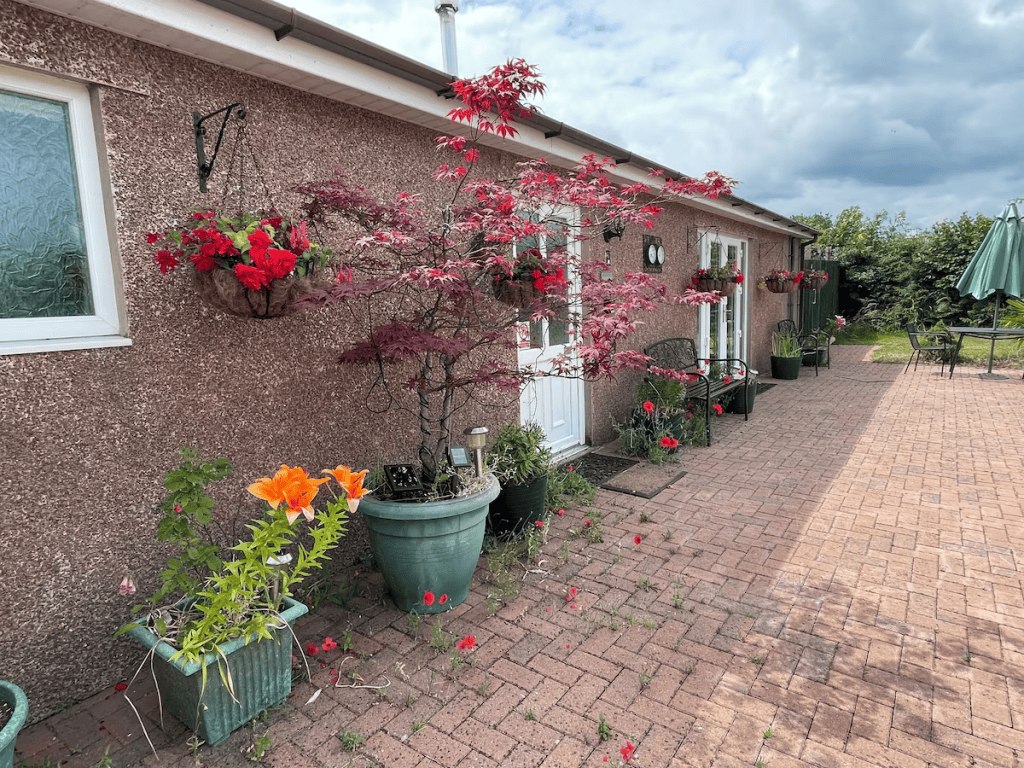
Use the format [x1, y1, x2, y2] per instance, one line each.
[486, 421, 553, 536]
[770, 331, 802, 380]
[117, 452, 362, 748]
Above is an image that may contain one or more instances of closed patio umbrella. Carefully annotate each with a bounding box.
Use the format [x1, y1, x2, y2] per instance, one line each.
[956, 200, 1024, 377]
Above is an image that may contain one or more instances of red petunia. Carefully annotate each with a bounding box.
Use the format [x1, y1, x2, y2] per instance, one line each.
[642, 401, 655, 414]
[423, 591, 435, 606]
[154, 250, 179, 274]
[305, 642, 319, 656]
[634, 535, 642, 545]
[234, 263, 269, 291]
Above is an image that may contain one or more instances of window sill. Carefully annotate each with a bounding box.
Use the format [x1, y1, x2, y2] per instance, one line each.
[1, 335, 133, 356]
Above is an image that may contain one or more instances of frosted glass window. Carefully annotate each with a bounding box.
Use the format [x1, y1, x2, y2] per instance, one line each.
[0, 65, 127, 355]
[0, 90, 93, 318]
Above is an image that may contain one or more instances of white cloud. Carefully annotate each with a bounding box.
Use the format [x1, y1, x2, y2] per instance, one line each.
[290, 0, 1024, 228]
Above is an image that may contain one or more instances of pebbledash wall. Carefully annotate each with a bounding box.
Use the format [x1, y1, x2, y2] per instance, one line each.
[0, 0, 808, 721]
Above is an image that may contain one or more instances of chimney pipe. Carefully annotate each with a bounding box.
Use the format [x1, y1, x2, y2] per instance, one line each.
[434, 2, 459, 76]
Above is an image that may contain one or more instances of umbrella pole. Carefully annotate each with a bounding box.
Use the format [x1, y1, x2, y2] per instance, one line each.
[982, 290, 1006, 378]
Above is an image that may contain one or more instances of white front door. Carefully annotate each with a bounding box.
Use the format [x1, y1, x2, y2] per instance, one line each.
[698, 232, 748, 368]
[517, 215, 586, 457]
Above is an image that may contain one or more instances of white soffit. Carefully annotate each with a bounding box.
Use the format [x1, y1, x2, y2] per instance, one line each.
[15, 0, 814, 238]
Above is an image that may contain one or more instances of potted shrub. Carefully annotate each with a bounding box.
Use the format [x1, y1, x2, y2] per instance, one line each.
[146, 207, 331, 318]
[770, 331, 802, 379]
[117, 450, 358, 747]
[486, 422, 554, 536]
[0, 680, 27, 768]
[295, 60, 732, 612]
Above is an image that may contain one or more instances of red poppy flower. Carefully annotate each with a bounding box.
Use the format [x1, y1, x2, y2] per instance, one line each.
[457, 635, 476, 651]
[713, 404, 723, 416]
[535, 520, 544, 529]
[642, 401, 655, 414]
[659, 436, 679, 449]
[305, 642, 319, 656]
[584, 519, 592, 527]
[556, 508, 565, 516]
[439, 594, 449, 605]
[322, 637, 338, 652]
[114, 682, 128, 692]
[423, 591, 435, 606]
[567, 586, 577, 601]
[634, 535, 642, 545]
[621, 740, 635, 763]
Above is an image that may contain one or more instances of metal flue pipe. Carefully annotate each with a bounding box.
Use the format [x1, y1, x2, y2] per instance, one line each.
[434, 2, 459, 76]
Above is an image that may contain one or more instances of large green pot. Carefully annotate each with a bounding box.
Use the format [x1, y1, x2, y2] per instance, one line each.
[360, 474, 500, 613]
[770, 356, 800, 380]
[488, 474, 549, 537]
[125, 597, 308, 746]
[725, 381, 757, 414]
[0, 680, 28, 768]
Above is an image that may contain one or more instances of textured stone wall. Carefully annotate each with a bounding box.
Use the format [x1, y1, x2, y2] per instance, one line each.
[0, 1, 794, 721]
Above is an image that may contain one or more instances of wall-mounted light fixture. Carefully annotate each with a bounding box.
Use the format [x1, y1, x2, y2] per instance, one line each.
[602, 219, 626, 242]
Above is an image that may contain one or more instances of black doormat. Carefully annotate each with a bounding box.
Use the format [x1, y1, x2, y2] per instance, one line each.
[756, 382, 777, 395]
[560, 453, 639, 486]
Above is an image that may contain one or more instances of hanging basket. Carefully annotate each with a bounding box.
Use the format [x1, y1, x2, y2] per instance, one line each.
[763, 279, 799, 294]
[692, 277, 737, 297]
[495, 280, 538, 310]
[193, 269, 315, 319]
[800, 274, 829, 291]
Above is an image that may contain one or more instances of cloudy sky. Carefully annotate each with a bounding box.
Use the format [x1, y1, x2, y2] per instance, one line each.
[287, 0, 1024, 230]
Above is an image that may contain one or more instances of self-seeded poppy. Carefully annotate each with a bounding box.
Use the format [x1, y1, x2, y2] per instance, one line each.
[423, 591, 436, 606]
[457, 635, 476, 651]
[659, 436, 679, 449]
[642, 401, 655, 414]
[305, 642, 319, 656]
[567, 586, 577, 601]
[439, 594, 449, 605]
[713, 403, 723, 415]
[634, 535, 642, 545]
[556, 508, 565, 516]
[584, 519, 592, 527]
[322, 637, 338, 652]
[535, 520, 544, 529]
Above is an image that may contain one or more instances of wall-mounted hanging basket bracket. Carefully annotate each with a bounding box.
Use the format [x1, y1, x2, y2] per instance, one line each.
[193, 102, 245, 193]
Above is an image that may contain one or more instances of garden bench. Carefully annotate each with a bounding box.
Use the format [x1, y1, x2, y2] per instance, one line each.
[643, 337, 750, 446]
[777, 319, 829, 375]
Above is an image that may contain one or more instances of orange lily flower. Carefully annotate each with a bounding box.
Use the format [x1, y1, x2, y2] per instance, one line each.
[248, 465, 328, 523]
[323, 465, 370, 504]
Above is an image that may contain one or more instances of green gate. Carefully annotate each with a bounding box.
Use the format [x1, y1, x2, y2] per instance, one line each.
[801, 259, 839, 332]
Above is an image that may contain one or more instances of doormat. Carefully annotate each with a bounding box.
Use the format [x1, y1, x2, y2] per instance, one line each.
[560, 453, 639, 486]
[756, 382, 776, 395]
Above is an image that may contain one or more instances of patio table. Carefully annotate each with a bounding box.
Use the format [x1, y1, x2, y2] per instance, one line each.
[946, 326, 1024, 378]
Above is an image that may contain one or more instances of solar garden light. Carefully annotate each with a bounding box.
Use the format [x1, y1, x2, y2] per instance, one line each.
[463, 426, 488, 477]
[266, 552, 293, 603]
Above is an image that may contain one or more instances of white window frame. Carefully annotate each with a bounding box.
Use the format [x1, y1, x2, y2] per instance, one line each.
[0, 64, 129, 355]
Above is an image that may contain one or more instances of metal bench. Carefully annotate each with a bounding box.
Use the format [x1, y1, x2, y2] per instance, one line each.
[643, 337, 750, 446]
[777, 319, 829, 375]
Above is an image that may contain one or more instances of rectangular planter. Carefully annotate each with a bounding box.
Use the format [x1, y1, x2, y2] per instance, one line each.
[126, 597, 307, 746]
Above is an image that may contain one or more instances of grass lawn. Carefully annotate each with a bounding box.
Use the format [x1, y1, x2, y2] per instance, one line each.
[835, 324, 1024, 369]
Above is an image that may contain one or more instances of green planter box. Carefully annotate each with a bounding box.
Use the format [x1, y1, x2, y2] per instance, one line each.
[0, 680, 28, 768]
[360, 474, 500, 613]
[126, 597, 308, 746]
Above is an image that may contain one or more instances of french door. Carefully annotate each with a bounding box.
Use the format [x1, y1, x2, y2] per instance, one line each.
[698, 232, 748, 368]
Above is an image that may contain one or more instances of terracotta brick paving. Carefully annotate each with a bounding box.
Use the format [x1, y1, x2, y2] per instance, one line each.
[16, 346, 1024, 767]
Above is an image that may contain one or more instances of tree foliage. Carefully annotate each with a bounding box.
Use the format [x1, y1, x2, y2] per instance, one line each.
[793, 207, 994, 330]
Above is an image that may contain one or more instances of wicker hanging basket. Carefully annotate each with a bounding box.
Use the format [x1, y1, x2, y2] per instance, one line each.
[495, 279, 538, 310]
[193, 269, 315, 319]
[692, 277, 737, 297]
[763, 279, 799, 294]
[800, 274, 829, 291]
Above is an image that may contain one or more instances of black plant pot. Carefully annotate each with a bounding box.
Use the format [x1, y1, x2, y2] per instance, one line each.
[770, 356, 801, 380]
[488, 474, 549, 537]
[725, 382, 757, 414]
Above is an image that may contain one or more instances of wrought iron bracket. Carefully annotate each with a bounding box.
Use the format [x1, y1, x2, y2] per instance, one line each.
[193, 102, 245, 193]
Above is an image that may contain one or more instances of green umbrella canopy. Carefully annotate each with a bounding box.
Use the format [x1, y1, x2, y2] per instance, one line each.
[956, 201, 1024, 301]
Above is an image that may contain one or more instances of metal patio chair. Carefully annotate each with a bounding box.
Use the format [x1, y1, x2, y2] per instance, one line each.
[904, 324, 955, 374]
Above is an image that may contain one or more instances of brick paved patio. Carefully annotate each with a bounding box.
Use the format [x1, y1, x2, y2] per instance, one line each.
[16, 346, 1024, 767]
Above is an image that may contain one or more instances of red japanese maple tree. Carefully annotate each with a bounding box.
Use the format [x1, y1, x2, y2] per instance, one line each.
[298, 59, 734, 488]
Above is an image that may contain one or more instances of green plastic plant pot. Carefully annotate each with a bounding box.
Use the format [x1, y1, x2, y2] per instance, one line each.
[488, 474, 548, 537]
[725, 382, 757, 414]
[770, 356, 800, 380]
[359, 474, 500, 613]
[0, 680, 28, 768]
[125, 596, 308, 746]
